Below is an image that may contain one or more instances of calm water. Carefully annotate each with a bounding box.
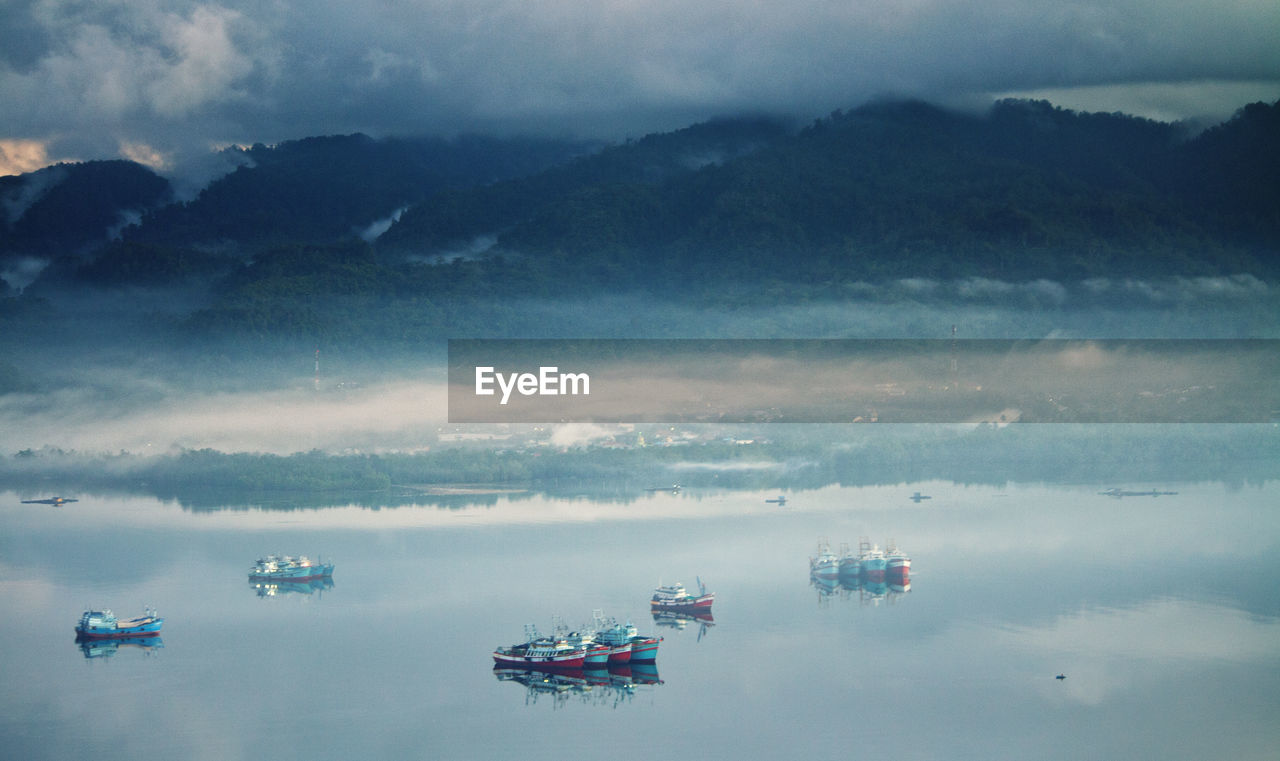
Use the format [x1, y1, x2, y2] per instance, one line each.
[2, 478, 1278, 760]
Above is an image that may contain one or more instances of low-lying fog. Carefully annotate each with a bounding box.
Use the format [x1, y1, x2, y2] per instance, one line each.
[2, 276, 1277, 455]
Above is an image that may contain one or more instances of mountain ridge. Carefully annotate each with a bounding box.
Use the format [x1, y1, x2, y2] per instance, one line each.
[2, 96, 1278, 303]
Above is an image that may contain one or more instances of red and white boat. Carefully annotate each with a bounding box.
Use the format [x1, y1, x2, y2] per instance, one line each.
[650, 578, 714, 612]
[554, 620, 613, 668]
[493, 625, 591, 669]
[886, 542, 911, 580]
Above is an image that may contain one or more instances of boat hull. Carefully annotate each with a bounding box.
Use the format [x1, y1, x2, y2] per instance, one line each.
[582, 646, 612, 668]
[650, 593, 714, 611]
[629, 637, 661, 662]
[602, 644, 632, 663]
[248, 564, 334, 582]
[492, 651, 586, 669]
[75, 618, 163, 639]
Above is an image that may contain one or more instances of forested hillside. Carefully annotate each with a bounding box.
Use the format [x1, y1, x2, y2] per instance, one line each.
[3, 98, 1278, 343]
[382, 99, 1280, 282]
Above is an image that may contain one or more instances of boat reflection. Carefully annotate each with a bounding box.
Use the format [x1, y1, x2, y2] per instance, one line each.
[838, 574, 911, 606]
[652, 609, 715, 641]
[810, 571, 841, 604]
[75, 635, 163, 659]
[494, 664, 663, 708]
[248, 577, 335, 598]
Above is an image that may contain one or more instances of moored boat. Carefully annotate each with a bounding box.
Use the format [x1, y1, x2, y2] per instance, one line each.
[248, 554, 334, 582]
[886, 542, 911, 579]
[596, 617, 663, 663]
[629, 635, 661, 662]
[595, 620, 637, 664]
[554, 620, 612, 669]
[838, 542, 861, 577]
[493, 625, 590, 669]
[650, 578, 714, 611]
[75, 608, 163, 639]
[860, 541, 887, 583]
[810, 540, 839, 580]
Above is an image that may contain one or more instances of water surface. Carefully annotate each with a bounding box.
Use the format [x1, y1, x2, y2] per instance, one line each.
[2, 478, 1277, 760]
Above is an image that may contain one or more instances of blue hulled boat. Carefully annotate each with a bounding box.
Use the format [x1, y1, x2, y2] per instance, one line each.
[75, 608, 163, 639]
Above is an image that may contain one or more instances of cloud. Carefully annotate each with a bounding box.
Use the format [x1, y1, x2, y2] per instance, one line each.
[118, 141, 169, 171]
[0, 139, 55, 176]
[0, 256, 49, 291]
[0, 1, 1277, 188]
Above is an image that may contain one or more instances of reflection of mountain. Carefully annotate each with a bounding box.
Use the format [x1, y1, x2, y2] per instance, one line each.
[76, 635, 163, 659]
[494, 663, 662, 708]
[248, 577, 335, 598]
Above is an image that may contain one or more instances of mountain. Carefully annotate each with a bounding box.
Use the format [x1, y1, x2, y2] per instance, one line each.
[378, 98, 1280, 282]
[8, 133, 592, 291]
[4, 97, 1278, 307]
[375, 116, 791, 253]
[127, 133, 596, 250]
[1, 160, 172, 260]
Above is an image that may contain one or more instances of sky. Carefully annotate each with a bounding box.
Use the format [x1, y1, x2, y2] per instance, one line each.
[1, 0, 1278, 178]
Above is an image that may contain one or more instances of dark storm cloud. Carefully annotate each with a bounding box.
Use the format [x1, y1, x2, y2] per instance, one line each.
[1, 0, 1278, 175]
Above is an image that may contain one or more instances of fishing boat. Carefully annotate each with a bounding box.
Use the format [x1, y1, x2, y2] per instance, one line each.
[810, 540, 839, 580]
[650, 578, 714, 612]
[248, 554, 334, 582]
[493, 625, 591, 669]
[859, 540, 887, 583]
[74, 608, 163, 639]
[553, 618, 612, 669]
[886, 542, 911, 579]
[596, 617, 662, 663]
[838, 542, 861, 577]
[629, 635, 662, 662]
[595, 620, 636, 664]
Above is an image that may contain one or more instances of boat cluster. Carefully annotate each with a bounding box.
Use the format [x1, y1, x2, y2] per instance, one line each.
[494, 611, 662, 670]
[810, 539, 911, 583]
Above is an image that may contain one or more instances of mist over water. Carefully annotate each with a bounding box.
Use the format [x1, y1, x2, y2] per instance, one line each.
[2, 276, 1278, 454]
[2, 265, 1278, 761]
